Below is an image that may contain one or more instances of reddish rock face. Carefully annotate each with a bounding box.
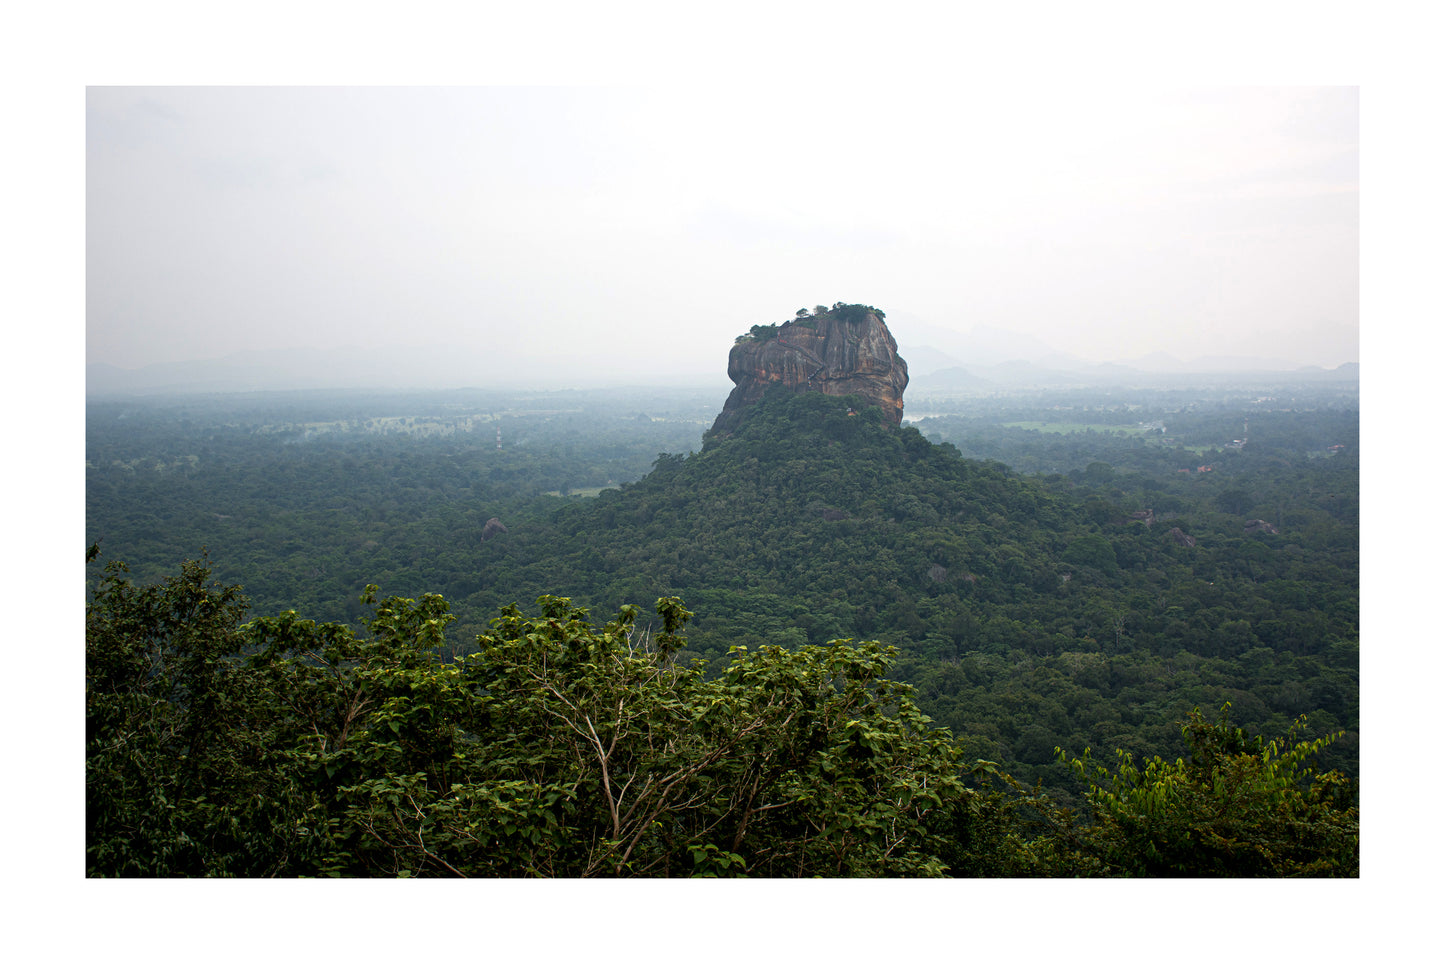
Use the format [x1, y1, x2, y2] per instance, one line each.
[709, 306, 909, 435]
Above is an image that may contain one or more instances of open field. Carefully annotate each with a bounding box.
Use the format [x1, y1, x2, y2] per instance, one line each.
[544, 485, 621, 498]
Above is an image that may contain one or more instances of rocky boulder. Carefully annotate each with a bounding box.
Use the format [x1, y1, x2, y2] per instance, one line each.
[1166, 527, 1197, 548]
[708, 303, 908, 436]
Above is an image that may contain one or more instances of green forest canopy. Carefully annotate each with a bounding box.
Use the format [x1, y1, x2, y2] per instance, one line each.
[87, 547, 1356, 877]
[85, 378, 1359, 875]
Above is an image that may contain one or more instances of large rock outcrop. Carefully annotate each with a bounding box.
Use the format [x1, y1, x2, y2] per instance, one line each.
[708, 304, 909, 436]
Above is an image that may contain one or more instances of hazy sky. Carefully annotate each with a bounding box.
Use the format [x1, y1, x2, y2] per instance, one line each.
[87, 85, 1358, 385]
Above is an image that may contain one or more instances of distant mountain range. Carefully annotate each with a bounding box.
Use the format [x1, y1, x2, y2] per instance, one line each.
[887, 315, 1357, 389]
[902, 356, 1359, 392]
[889, 319, 1357, 391]
[87, 324, 1358, 398]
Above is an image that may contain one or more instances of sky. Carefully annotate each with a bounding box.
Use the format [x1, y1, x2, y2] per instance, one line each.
[86, 84, 1358, 388]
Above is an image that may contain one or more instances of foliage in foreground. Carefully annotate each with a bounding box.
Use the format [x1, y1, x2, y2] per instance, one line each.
[1056, 707, 1359, 876]
[85, 550, 1357, 877]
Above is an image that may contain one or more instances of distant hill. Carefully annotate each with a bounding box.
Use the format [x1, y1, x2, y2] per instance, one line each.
[907, 359, 1360, 392]
[467, 388, 1080, 648]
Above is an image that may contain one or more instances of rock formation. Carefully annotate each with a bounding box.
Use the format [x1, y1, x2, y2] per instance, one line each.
[708, 304, 909, 436]
[1166, 527, 1197, 548]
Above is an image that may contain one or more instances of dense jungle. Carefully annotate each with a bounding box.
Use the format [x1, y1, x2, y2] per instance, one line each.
[86, 373, 1359, 876]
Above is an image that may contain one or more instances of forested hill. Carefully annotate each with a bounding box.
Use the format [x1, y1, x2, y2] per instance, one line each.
[86, 383, 1359, 797]
[473, 389, 1076, 642]
[460, 388, 1357, 788]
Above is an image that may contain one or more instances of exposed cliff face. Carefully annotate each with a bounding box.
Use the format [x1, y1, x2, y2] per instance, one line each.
[708, 305, 908, 436]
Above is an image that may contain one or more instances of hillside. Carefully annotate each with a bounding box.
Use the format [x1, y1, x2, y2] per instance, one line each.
[85, 368, 1359, 797]
[455, 387, 1357, 789]
[470, 388, 1070, 637]
[86, 379, 1360, 878]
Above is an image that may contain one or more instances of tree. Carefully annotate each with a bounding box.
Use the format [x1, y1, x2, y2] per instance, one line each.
[86, 546, 309, 876]
[87, 546, 1361, 877]
[89, 549, 974, 876]
[1216, 488, 1252, 515]
[1057, 705, 1358, 876]
[281, 594, 972, 877]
